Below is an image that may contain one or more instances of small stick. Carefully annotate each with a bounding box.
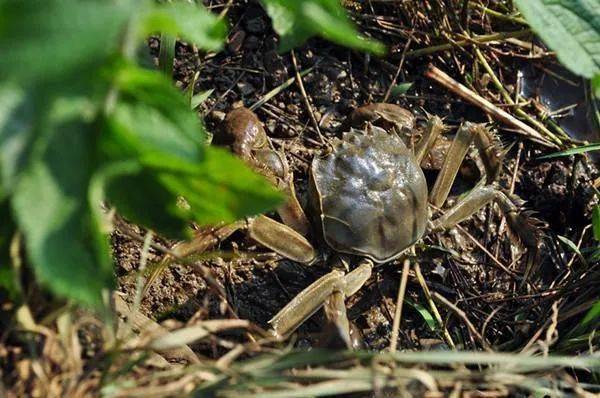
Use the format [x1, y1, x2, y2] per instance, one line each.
[433, 292, 490, 350]
[406, 30, 530, 58]
[291, 50, 325, 144]
[425, 65, 558, 148]
[414, 264, 456, 349]
[389, 259, 410, 352]
[383, 38, 412, 103]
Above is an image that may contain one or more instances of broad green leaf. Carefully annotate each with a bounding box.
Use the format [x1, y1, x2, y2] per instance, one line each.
[140, 2, 227, 51]
[0, 0, 132, 84]
[11, 114, 113, 307]
[260, 0, 385, 55]
[514, 0, 600, 79]
[538, 142, 600, 159]
[159, 146, 284, 226]
[101, 65, 282, 236]
[592, 204, 600, 241]
[0, 83, 36, 199]
[102, 65, 204, 164]
[103, 164, 191, 239]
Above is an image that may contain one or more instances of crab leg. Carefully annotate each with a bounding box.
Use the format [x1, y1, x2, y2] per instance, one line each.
[429, 122, 505, 207]
[322, 290, 353, 348]
[269, 259, 373, 340]
[269, 269, 346, 339]
[414, 116, 445, 164]
[429, 122, 479, 207]
[430, 184, 540, 248]
[247, 215, 317, 264]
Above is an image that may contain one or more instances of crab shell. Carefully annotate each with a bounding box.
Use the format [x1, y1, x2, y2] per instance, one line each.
[309, 126, 428, 263]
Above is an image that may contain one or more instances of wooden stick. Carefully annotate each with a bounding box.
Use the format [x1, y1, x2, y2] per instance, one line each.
[425, 65, 558, 148]
[389, 259, 410, 352]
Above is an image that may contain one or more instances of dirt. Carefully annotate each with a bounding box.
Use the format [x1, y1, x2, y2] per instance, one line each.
[114, 0, 599, 357]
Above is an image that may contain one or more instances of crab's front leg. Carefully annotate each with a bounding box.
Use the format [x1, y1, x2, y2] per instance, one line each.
[269, 259, 372, 340]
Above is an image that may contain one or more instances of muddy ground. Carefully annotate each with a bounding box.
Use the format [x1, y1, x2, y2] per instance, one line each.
[115, 1, 599, 355]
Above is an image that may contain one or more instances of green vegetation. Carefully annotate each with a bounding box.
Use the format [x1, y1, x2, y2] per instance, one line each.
[0, 0, 385, 308]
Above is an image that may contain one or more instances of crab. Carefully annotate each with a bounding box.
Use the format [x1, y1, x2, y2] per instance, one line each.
[214, 104, 539, 346]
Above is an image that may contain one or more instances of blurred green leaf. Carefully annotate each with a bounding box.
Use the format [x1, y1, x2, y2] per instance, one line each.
[593, 74, 600, 97]
[158, 33, 176, 77]
[391, 82, 413, 97]
[260, 0, 385, 55]
[538, 142, 600, 159]
[191, 89, 214, 110]
[101, 148, 284, 238]
[159, 146, 284, 226]
[103, 65, 205, 165]
[592, 205, 600, 241]
[580, 300, 600, 327]
[103, 165, 191, 238]
[0, 0, 132, 84]
[101, 65, 283, 236]
[0, 83, 37, 199]
[513, 0, 599, 79]
[140, 2, 227, 51]
[11, 112, 113, 307]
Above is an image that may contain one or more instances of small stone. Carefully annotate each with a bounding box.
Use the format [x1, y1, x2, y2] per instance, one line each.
[237, 81, 255, 96]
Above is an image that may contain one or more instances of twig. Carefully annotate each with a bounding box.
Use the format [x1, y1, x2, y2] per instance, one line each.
[474, 49, 563, 145]
[414, 264, 456, 349]
[406, 30, 531, 58]
[249, 66, 314, 111]
[433, 292, 489, 350]
[290, 51, 325, 143]
[383, 38, 412, 102]
[389, 259, 410, 353]
[425, 65, 558, 148]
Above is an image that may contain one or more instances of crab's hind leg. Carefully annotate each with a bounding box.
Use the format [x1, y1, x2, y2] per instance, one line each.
[269, 259, 372, 341]
[430, 184, 543, 279]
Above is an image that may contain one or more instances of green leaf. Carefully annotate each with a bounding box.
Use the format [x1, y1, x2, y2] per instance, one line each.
[159, 146, 285, 226]
[391, 82, 413, 97]
[593, 74, 600, 97]
[513, 0, 600, 79]
[140, 2, 227, 52]
[260, 0, 385, 55]
[405, 298, 437, 331]
[0, 83, 37, 199]
[102, 65, 205, 165]
[592, 205, 600, 241]
[158, 33, 176, 77]
[191, 89, 214, 110]
[102, 163, 191, 239]
[0, 0, 132, 84]
[101, 65, 283, 236]
[11, 113, 113, 307]
[580, 300, 600, 327]
[538, 142, 600, 159]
